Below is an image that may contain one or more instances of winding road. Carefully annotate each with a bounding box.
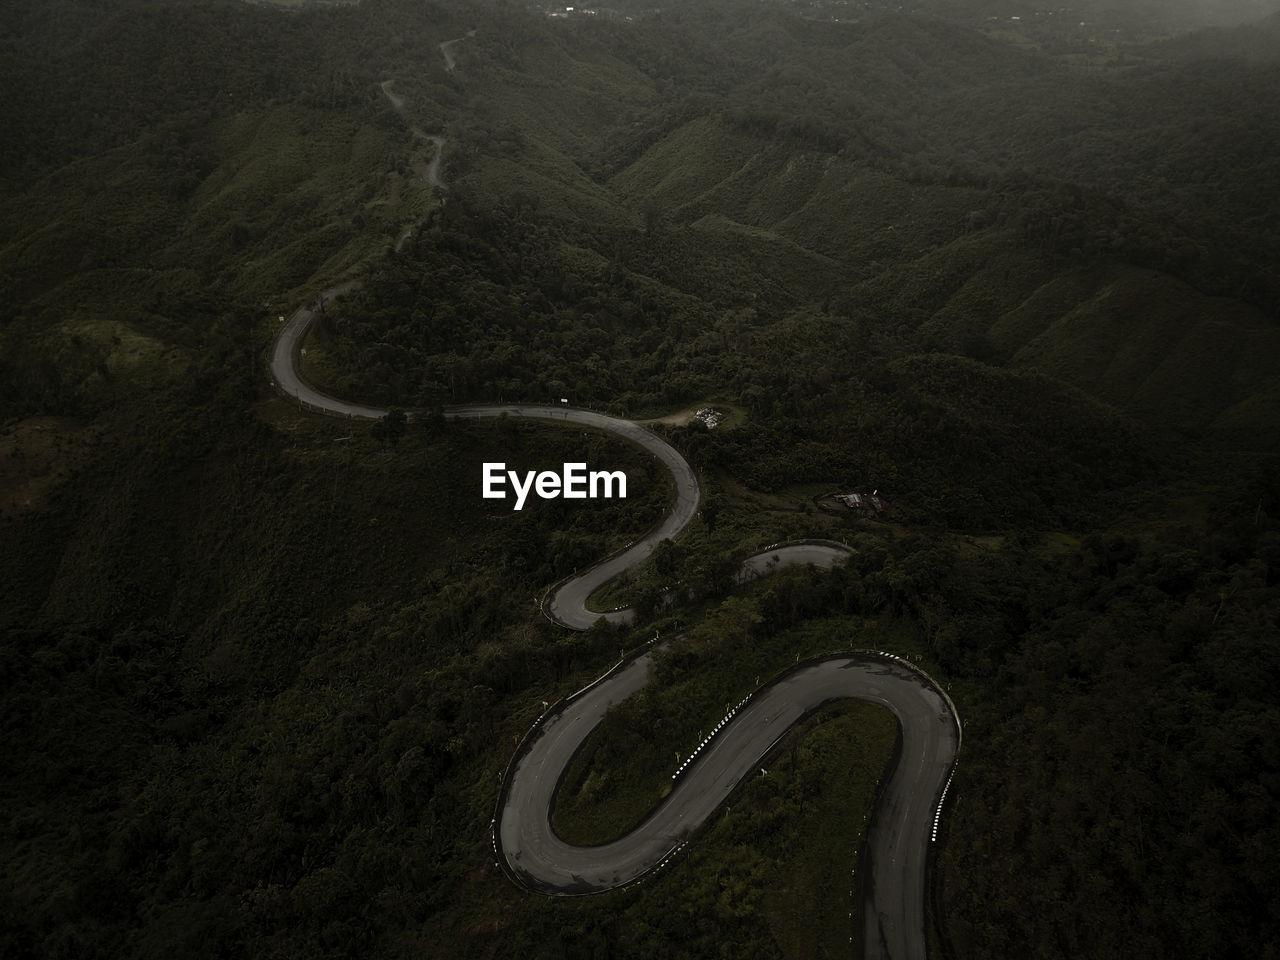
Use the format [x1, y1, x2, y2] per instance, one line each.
[498, 650, 958, 960]
[268, 71, 960, 960]
[379, 79, 448, 251]
[439, 28, 476, 73]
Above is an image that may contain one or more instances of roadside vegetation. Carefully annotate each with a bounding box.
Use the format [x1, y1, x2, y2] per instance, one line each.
[2, 0, 1278, 958]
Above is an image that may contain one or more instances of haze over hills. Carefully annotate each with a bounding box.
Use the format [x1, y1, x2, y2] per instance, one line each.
[1, 1, 1278, 958]
[305, 0, 1280, 448]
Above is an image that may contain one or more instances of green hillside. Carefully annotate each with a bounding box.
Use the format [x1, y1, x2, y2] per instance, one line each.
[2, 1, 1278, 958]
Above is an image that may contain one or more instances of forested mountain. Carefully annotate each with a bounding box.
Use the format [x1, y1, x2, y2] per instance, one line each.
[2, 1, 1277, 958]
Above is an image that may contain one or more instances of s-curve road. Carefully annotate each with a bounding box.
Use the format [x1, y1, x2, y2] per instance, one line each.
[497, 651, 958, 960]
[270, 248, 960, 960]
[269, 298, 702, 630]
[444, 404, 701, 630]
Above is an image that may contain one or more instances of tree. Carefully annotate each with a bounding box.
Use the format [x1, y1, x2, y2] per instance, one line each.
[643, 198, 664, 237]
[652, 538, 683, 578]
[421, 405, 446, 438]
[372, 408, 407, 447]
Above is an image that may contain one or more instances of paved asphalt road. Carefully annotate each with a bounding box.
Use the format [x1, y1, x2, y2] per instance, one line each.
[738, 541, 853, 584]
[269, 183, 960, 960]
[446, 404, 702, 629]
[268, 281, 383, 419]
[498, 652, 958, 960]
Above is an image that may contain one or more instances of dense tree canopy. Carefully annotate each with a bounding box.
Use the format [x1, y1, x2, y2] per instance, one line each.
[2, 0, 1278, 957]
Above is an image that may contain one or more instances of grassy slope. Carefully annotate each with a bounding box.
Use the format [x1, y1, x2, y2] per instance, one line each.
[1008, 269, 1280, 442]
[310, 138, 1280, 455]
[0, 0, 472, 423]
[1, 106, 413, 306]
[568, 44, 1278, 449]
[2, 2, 1278, 958]
[251, 4, 1277, 458]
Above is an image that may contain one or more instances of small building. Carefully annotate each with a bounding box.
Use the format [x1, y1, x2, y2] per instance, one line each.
[833, 490, 888, 516]
[695, 407, 724, 429]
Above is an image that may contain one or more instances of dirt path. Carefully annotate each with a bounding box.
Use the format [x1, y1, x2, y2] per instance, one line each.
[439, 28, 476, 73]
[379, 79, 449, 248]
